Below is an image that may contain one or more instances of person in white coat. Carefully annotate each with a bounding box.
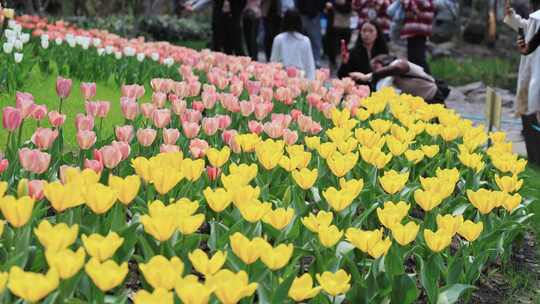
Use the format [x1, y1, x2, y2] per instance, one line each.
[504, 0, 540, 120]
[270, 9, 316, 80]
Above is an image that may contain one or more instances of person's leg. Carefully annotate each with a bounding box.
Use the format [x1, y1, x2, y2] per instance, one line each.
[244, 16, 260, 60]
[301, 14, 323, 65]
[407, 35, 430, 74]
[264, 15, 281, 61]
[213, 13, 226, 52]
[231, 15, 246, 56]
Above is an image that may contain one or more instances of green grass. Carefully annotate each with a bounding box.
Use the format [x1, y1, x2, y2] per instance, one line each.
[523, 165, 540, 236]
[0, 67, 154, 151]
[430, 57, 518, 91]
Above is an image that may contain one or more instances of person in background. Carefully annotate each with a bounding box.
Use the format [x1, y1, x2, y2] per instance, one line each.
[295, 0, 326, 66]
[350, 54, 446, 104]
[504, 0, 540, 165]
[271, 9, 316, 80]
[353, 0, 391, 39]
[244, 0, 262, 60]
[400, 0, 434, 74]
[324, 0, 353, 69]
[185, 0, 247, 55]
[338, 20, 388, 79]
[262, 0, 295, 61]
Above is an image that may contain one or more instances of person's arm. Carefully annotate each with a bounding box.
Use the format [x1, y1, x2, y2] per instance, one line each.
[371, 60, 410, 83]
[519, 29, 540, 55]
[503, 0, 528, 32]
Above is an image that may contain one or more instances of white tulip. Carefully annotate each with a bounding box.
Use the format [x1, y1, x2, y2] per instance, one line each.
[4, 29, 15, 40]
[163, 57, 174, 67]
[7, 20, 17, 30]
[136, 53, 145, 62]
[40, 34, 49, 42]
[20, 33, 30, 43]
[41, 39, 49, 49]
[93, 38, 101, 47]
[123, 47, 135, 57]
[55, 38, 63, 45]
[97, 48, 105, 56]
[3, 42, 13, 54]
[151, 52, 160, 61]
[105, 45, 114, 55]
[114, 52, 122, 60]
[14, 52, 23, 63]
[13, 40, 23, 51]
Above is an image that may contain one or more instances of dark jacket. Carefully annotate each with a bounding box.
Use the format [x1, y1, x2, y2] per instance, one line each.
[212, 0, 247, 18]
[295, 0, 325, 18]
[337, 41, 388, 79]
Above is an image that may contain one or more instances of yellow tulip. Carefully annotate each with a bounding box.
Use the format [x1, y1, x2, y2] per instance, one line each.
[359, 146, 392, 169]
[279, 156, 301, 172]
[317, 142, 337, 159]
[458, 152, 484, 172]
[108, 175, 140, 205]
[132, 157, 152, 182]
[85, 258, 128, 292]
[435, 167, 460, 185]
[316, 269, 351, 296]
[84, 183, 118, 214]
[495, 174, 523, 193]
[238, 200, 272, 223]
[3, 8, 15, 19]
[150, 166, 183, 195]
[326, 152, 358, 177]
[63, 168, 100, 186]
[490, 131, 506, 143]
[419, 177, 454, 199]
[339, 177, 364, 198]
[331, 108, 356, 129]
[301, 211, 333, 233]
[391, 125, 416, 143]
[133, 288, 173, 304]
[376, 201, 410, 228]
[81, 232, 124, 262]
[206, 270, 258, 304]
[425, 123, 441, 137]
[140, 200, 178, 241]
[345, 227, 384, 253]
[424, 228, 453, 252]
[0, 181, 6, 197]
[421, 145, 440, 158]
[336, 138, 358, 154]
[386, 136, 408, 156]
[318, 225, 343, 248]
[236, 133, 261, 152]
[355, 128, 385, 149]
[369, 119, 392, 134]
[228, 163, 258, 184]
[305, 136, 321, 150]
[501, 192, 522, 212]
[367, 236, 392, 258]
[457, 220, 483, 242]
[323, 187, 354, 212]
[326, 127, 352, 143]
[43, 182, 84, 212]
[391, 222, 419, 246]
[436, 214, 464, 236]
[467, 189, 497, 214]
[221, 173, 249, 191]
[189, 249, 227, 276]
[255, 139, 284, 170]
[8, 267, 59, 302]
[288, 273, 322, 302]
[292, 168, 318, 190]
[139, 255, 184, 290]
[414, 189, 444, 212]
[17, 178, 28, 198]
[230, 232, 266, 264]
[260, 243, 294, 270]
[262, 207, 295, 230]
[203, 187, 232, 212]
[0, 195, 35, 228]
[153, 151, 184, 170]
[34, 220, 78, 252]
[206, 147, 231, 168]
[356, 108, 371, 120]
[231, 185, 261, 208]
[45, 248, 86, 279]
[379, 170, 409, 194]
[178, 214, 205, 235]
[173, 198, 200, 217]
[404, 149, 425, 164]
[175, 275, 214, 304]
[181, 158, 205, 182]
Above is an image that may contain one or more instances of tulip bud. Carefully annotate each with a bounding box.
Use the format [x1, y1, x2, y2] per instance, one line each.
[56, 77, 72, 99]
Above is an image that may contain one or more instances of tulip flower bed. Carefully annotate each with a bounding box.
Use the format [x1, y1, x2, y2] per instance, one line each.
[0, 8, 536, 304]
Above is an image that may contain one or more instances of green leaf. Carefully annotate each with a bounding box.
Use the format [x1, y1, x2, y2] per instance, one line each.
[391, 274, 419, 304]
[272, 270, 297, 303]
[447, 257, 463, 285]
[417, 253, 440, 304]
[384, 243, 404, 276]
[436, 284, 475, 304]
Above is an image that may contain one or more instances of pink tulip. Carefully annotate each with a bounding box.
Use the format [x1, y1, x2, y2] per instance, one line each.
[239, 101, 254, 117]
[188, 81, 201, 97]
[137, 128, 157, 147]
[163, 128, 180, 145]
[152, 109, 171, 128]
[189, 139, 209, 158]
[220, 94, 240, 113]
[283, 129, 298, 145]
[286, 66, 299, 78]
[56, 77, 72, 99]
[254, 102, 272, 120]
[120, 97, 139, 120]
[160, 144, 180, 153]
[121, 84, 145, 99]
[307, 94, 322, 108]
[0, 158, 8, 173]
[181, 109, 202, 124]
[115, 125, 134, 143]
[222, 129, 237, 147]
[290, 109, 302, 121]
[201, 91, 217, 109]
[171, 98, 187, 116]
[192, 101, 204, 113]
[217, 115, 231, 130]
[260, 87, 274, 103]
[75, 114, 95, 131]
[2, 106, 23, 131]
[31, 128, 59, 150]
[152, 92, 167, 108]
[248, 120, 263, 134]
[84, 159, 103, 174]
[141, 103, 156, 119]
[230, 81, 243, 97]
[309, 122, 322, 134]
[271, 114, 292, 128]
[28, 180, 46, 200]
[85, 101, 100, 117]
[206, 166, 221, 181]
[18, 148, 51, 174]
[246, 80, 261, 95]
[182, 122, 200, 139]
[201, 117, 219, 136]
[31, 105, 47, 121]
[77, 130, 97, 150]
[111, 141, 131, 160]
[99, 145, 123, 169]
[48, 111, 66, 128]
[96, 101, 111, 118]
[263, 121, 284, 139]
[80, 82, 97, 101]
[16, 92, 35, 118]
[151, 78, 172, 93]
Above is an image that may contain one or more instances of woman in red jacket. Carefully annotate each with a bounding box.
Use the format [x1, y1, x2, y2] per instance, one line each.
[400, 0, 434, 74]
